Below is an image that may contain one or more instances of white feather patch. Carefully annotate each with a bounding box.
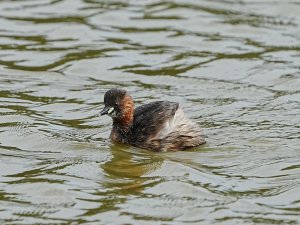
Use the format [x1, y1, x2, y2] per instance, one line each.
[108, 107, 114, 114]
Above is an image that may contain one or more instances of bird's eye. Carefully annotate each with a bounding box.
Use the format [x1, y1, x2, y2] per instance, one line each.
[114, 103, 118, 107]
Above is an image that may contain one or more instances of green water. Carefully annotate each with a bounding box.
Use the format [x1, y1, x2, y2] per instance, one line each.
[0, 0, 300, 224]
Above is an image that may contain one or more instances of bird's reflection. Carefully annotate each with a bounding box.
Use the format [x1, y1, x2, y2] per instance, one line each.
[82, 143, 164, 215]
[101, 142, 164, 193]
[81, 143, 165, 217]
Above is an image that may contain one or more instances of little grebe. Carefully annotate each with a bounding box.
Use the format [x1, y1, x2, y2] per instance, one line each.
[100, 89, 206, 152]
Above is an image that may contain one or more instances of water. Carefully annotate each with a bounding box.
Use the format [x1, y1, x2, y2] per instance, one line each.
[0, 0, 300, 224]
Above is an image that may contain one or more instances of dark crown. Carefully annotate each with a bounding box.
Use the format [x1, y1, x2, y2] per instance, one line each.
[104, 89, 127, 106]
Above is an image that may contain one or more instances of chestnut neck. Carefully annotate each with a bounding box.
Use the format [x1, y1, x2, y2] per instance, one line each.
[113, 94, 134, 133]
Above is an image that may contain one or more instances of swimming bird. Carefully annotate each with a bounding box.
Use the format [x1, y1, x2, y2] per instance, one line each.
[100, 89, 206, 152]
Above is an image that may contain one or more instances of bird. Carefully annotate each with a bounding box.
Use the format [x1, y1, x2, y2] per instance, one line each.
[100, 88, 206, 152]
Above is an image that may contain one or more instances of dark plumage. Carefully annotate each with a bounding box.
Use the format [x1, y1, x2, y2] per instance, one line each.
[100, 89, 206, 152]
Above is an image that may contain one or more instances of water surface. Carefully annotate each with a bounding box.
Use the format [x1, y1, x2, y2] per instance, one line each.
[0, 0, 300, 224]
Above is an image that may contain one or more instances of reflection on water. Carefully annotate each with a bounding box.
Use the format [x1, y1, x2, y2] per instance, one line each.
[0, 0, 300, 224]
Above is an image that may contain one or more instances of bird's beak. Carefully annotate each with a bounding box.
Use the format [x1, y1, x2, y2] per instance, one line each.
[99, 106, 110, 116]
[99, 106, 114, 116]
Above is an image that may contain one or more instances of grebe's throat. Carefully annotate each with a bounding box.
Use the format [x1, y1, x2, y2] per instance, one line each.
[113, 94, 134, 131]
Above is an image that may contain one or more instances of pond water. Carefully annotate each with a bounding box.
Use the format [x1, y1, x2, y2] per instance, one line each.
[0, 0, 300, 224]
